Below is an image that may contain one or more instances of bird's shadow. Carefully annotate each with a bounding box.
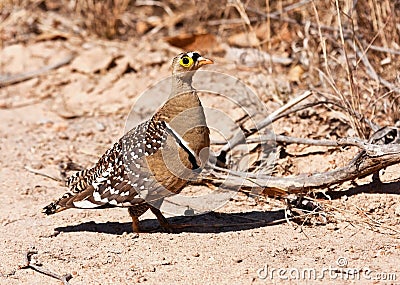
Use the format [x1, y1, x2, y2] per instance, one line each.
[55, 180, 400, 235]
[55, 210, 285, 235]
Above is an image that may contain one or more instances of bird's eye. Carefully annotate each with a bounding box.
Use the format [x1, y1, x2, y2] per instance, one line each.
[179, 56, 193, 67]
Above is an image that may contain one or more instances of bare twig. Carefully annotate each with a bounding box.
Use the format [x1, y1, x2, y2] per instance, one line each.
[0, 53, 75, 87]
[349, 39, 400, 92]
[334, 0, 365, 138]
[253, 91, 313, 132]
[312, 2, 348, 110]
[324, 202, 400, 235]
[203, 137, 400, 196]
[19, 250, 73, 285]
[135, 0, 174, 17]
[366, 44, 400, 56]
[217, 90, 313, 160]
[272, 0, 312, 16]
[246, 134, 340, 147]
[212, 133, 339, 147]
[24, 166, 63, 182]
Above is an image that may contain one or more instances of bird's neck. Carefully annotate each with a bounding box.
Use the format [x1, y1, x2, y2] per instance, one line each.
[153, 73, 203, 124]
[170, 73, 194, 97]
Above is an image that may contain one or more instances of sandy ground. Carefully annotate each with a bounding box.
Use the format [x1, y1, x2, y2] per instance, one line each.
[1, 33, 400, 285]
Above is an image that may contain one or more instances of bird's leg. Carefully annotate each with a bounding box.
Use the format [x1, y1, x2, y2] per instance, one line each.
[128, 207, 141, 234]
[149, 206, 173, 232]
[131, 216, 141, 234]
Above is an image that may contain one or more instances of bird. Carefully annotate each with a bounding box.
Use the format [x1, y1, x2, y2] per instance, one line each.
[43, 51, 213, 233]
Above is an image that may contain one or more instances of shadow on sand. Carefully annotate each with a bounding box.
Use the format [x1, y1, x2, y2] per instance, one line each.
[55, 209, 286, 235]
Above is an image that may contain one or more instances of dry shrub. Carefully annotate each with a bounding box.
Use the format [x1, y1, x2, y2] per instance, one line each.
[1, 0, 398, 130]
[72, 0, 130, 39]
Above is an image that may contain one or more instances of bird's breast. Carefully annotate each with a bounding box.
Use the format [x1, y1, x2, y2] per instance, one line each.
[145, 92, 210, 191]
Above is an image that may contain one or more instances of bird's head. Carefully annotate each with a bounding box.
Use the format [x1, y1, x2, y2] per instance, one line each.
[171, 51, 213, 75]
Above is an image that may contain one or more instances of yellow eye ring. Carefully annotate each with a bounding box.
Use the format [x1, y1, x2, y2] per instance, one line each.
[179, 56, 193, 68]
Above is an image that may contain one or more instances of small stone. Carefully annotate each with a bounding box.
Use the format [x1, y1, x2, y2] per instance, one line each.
[53, 123, 68, 132]
[161, 260, 172, 265]
[326, 223, 339, 231]
[395, 206, 400, 216]
[136, 21, 149, 35]
[192, 252, 200, 257]
[58, 133, 69, 140]
[30, 161, 43, 170]
[95, 122, 106, 132]
[37, 119, 53, 125]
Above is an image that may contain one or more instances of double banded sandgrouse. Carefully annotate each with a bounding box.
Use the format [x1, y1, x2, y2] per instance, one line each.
[43, 52, 212, 232]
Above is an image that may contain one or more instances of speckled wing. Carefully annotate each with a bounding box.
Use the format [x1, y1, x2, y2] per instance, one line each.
[99, 119, 171, 206]
[43, 120, 170, 214]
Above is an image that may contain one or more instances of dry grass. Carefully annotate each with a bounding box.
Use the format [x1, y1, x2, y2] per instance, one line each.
[1, 0, 399, 245]
[1, 0, 398, 137]
[1, 0, 398, 128]
[72, 0, 130, 39]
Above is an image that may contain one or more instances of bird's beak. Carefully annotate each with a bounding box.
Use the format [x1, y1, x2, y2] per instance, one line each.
[197, 56, 214, 66]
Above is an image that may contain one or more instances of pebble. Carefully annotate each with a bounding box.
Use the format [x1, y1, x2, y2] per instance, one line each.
[326, 223, 339, 231]
[395, 206, 400, 216]
[95, 122, 106, 132]
[30, 160, 43, 170]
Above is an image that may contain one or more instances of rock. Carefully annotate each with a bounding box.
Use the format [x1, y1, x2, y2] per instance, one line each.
[228, 31, 260, 48]
[395, 206, 400, 216]
[71, 47, 114, 73]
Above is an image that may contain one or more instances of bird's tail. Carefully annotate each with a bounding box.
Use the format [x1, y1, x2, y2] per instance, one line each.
[42, 192, 74, 215]
[42, 187, 97, 215]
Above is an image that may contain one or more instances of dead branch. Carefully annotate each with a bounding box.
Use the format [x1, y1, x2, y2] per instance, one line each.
[213, 134, 339, 147]
[0, 53, 75, 87]
[19, 250, 73, 285]
[24, 166, 63, 182]
[246, 134, 340, 147]
[217, 90, 313, 161]
[203, 137, 400, 196]
[366, 43, 400, 56]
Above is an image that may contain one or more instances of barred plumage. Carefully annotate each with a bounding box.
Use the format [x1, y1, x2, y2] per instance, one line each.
[43, 52, 213, 233]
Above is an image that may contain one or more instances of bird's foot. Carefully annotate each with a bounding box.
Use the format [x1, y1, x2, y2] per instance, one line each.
[149, 206, 175, 233]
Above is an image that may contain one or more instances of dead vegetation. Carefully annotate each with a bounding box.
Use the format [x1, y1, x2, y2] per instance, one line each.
[1, 0, 400, 283]
[2, 0, 399, 229]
